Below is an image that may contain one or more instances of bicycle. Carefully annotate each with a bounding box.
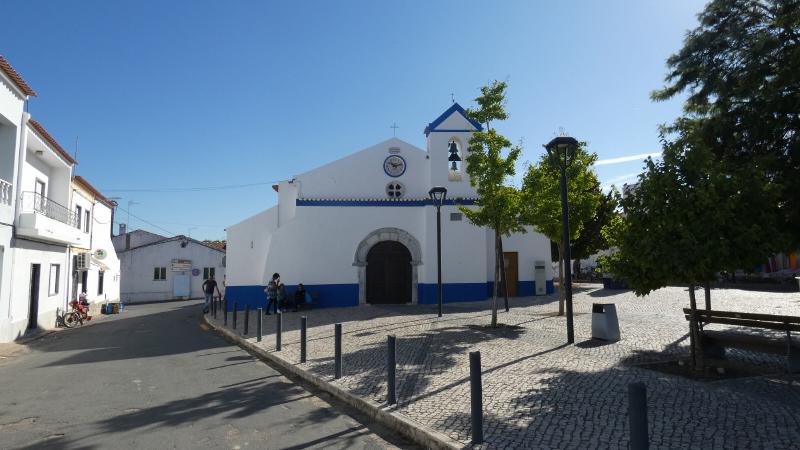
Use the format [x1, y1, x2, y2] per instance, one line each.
[63, 295, 92, 328]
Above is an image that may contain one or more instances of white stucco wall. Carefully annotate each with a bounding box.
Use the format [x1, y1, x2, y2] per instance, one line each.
[297, 138, 431, 200]
[119, 239, 225, 303]
[2, 238, 70, 342]
[226, 206, 276, 286]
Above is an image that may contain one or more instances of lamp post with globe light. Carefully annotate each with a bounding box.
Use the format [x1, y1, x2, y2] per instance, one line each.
[544, 135, 578, 344]
[428, 186, 447, 317]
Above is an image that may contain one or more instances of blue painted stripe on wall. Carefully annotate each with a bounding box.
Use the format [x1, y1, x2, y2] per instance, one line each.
[296, 199, 478, 207]
[226, 279, 555, 310]
[224, 284, 358, 310]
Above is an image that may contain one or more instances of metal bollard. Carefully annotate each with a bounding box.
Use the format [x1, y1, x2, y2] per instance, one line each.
[470, 351, 483, 445]
[233, 302, 238, 329]
[223, 299, 228, 326]
[387, 335, 397, 405]
[334, 323, 342, 379]
[629, 382, 649, 450]
[257, 308, 263, 342]
[244, 305, 250, 335]
[276, 312, 283, 351]
[300, 316, 307, 363]
[213, 296, 217, 318]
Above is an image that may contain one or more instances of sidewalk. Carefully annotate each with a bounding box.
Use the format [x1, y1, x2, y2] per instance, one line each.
[206, 285, 800, 449]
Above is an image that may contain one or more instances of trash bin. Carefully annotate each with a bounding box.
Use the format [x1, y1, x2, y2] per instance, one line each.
[592, 303, 620, 342]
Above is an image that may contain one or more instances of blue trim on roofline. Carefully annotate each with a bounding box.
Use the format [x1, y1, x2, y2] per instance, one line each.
[425, 103, 483, 137]
[428, 129, 479, 133]
[296, 198, 479, 207]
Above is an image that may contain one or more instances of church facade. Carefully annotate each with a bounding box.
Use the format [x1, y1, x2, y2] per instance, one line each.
[225, 103, 555, 308]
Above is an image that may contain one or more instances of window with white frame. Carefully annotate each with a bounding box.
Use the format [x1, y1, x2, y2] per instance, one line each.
[76, 205, 82, 229]
[153, 267, 167, 280]
[203, 267, 215, 279]
[49, 264, 60, 295]
[84, 210, 90, 233]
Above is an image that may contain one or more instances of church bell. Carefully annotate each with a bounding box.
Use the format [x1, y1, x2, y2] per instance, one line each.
[448, 141, 461, 170]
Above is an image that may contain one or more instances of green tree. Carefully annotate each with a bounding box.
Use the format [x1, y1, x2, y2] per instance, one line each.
[652, 0, 800, 248]
[520, 143, 601, 315]
[600, 127, 784, 366]
[571, 188, 619, 277]
[460, 81, 524, 328]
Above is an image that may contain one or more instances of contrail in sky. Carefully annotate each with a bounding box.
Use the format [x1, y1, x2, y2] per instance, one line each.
[595, 152, 661, 166]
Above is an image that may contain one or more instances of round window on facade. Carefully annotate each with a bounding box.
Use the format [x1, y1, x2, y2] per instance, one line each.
[386, 182, 405, 198]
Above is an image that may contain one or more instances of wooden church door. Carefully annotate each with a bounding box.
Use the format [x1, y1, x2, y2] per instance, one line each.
[366, 241, 412, 304]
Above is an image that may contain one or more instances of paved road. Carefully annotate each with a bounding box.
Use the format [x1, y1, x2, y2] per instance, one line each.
[0, 301, 412, 449]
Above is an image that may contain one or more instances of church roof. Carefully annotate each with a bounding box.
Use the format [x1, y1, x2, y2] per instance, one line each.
[424, 103, 483, 137]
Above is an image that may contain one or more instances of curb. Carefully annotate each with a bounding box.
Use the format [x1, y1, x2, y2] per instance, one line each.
[203, 314, 465, 450]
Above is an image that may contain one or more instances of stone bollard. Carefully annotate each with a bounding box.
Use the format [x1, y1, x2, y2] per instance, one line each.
[300, 316, 307, 363]
[470, 351, 483, 445]
[629, 382, 649, 450]
[334, 323, 342, 379]
[257, 308, 263, 342]
[276, 312, 283, 351]
[387, 335, 397, 405]
[244, 305, 250, 335]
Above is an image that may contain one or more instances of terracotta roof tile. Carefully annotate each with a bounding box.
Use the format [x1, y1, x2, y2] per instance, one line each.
[28, 119, 77, 165]
[0, 55, 37, 97]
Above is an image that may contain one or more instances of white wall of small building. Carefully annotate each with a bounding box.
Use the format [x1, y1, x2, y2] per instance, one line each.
[119, 240, 225, 303]
[1, 238, 70, 342]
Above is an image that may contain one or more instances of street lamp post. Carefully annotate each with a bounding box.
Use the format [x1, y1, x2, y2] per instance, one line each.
[428, 186, 447, 318]
[544, 136, 578, 344]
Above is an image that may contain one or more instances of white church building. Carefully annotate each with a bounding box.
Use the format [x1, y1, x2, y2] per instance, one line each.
[226, 103, 555, 309]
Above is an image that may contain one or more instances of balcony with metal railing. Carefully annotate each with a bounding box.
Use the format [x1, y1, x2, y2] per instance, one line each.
[17, 191, 86, 246]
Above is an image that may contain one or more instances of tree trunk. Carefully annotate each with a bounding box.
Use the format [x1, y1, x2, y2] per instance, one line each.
[688, 284, 700, 371]
[499, 234, 509, 312]
[557, 243, 565, 316]
[491, 231, 500, 328]
[703, 282, 711, 310]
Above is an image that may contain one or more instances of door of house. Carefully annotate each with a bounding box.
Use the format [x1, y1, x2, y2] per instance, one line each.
[500, 252, 519, 297]
[27, 264, 41, 330]
[173, 273, 190, 298]
[366, 241, 412, 304]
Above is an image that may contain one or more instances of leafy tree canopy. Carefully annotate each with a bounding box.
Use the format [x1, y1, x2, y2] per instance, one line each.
[652, 0, 800, 247]
[519, 143, 601, 244]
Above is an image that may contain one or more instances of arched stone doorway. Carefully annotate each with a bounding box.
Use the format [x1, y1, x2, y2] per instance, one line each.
[353, 227, 422, 304]
[366, 241, 411, 304]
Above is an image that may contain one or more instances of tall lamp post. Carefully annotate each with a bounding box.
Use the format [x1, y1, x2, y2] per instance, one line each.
[544, 136, 578, 344]
[428, 186, 447, 318]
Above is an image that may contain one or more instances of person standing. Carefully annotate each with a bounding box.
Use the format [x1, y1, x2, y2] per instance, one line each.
[202, 275, 221, 313]
[276, 283, 287, 313]
[264, 273, 280, 315]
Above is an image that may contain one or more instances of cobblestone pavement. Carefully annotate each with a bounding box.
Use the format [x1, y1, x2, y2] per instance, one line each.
[209, 285, 800, 449]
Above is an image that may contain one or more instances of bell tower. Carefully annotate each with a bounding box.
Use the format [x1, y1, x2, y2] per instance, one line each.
[424, 103, 483, 198]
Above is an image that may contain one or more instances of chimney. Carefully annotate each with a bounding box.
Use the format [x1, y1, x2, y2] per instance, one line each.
[119, 223, 127, 235]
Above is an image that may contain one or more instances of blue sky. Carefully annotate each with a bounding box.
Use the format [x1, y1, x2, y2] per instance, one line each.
[0, 0, 706, 240]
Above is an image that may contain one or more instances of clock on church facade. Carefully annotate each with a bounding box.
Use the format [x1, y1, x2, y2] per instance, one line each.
[383, 155, 406, 177]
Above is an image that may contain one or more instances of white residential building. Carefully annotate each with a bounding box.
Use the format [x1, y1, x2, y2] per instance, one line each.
[0, 55, 121, 342]
[0, 55, 33, 342]
[225, 103, 555, 309]
[113, 230, 226, 303]
[70, 176, 121, 305]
